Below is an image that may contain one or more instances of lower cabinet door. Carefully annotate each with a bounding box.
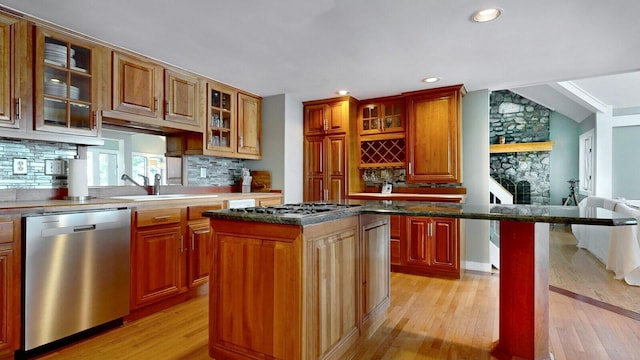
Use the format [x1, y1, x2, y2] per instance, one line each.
[187, 220, 212, 288]
[132, 225, 183, 308]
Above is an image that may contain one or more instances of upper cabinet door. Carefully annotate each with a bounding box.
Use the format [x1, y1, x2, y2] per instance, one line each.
[164, 69, 200, 128]
[304, 103, 328, 135]
[406, 85, 464, 183]
[236, 92, 261, 158]
[112, 52, 163, 119]
[34, 27, 101, 137]
[358, 98, 404, 136]
[206, 82, 236, 153]
[0, 17, 15, 128]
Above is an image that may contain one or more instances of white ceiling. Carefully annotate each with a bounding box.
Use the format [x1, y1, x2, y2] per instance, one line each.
[2, 0, 640, 122]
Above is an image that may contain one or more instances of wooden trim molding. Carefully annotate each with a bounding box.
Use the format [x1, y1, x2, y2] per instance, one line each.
[490, 141, 555, 154]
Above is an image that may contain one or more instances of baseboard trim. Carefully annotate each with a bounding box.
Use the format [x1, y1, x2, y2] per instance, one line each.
[464, 260, 492, 273]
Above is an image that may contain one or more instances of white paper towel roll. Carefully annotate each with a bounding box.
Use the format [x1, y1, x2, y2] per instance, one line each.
[68, 159, 88, 198]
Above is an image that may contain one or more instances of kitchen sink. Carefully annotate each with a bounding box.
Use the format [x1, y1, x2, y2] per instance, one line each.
[108, 194, 219, 201]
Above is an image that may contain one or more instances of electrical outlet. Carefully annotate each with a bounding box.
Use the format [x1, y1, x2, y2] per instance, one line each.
[200, 168, 207, 178]
[45, 159, 65, 175]
[13, 158, 28, 175]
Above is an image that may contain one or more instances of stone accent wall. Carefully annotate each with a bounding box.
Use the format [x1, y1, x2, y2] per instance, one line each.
[0, 138, 77, 189]
[185, 155, 245, 186]
[490, 90, 551, 205]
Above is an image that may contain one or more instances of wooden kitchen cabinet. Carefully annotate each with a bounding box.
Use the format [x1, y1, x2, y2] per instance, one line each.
[34, 26, 103, 137]
[389, 215, 404, 266]
[359, 214, 390, 339]
[111, 51, 163, 119]
[303, 96, 356, 202]
[256, 195, 282, 207]
[107, 51, 203, 132]
[304, 134, 347, 202]
[0, 217, 20, 357]
[400, 216, 460, 279]
[236, 92, 261, 158]
[405, 84, 465, 183]
[358, 97, 404, 136]
[186, 203, 222, 288]
[164, 68, 201, 128]
[205, 82, 235, 154]
[131, 208, 185, 309]
[304, 98, 350, 136]
[0, 15, 29, 131]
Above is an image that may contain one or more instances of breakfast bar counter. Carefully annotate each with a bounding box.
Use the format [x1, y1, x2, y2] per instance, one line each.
[204, 201, 637, 360]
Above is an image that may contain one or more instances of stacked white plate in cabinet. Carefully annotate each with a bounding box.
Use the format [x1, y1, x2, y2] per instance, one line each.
[45, 80, 80, 99]
[44, 43, 76, 67]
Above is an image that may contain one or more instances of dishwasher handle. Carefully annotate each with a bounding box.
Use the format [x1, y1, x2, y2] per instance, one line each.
[74, 224, 97, 232]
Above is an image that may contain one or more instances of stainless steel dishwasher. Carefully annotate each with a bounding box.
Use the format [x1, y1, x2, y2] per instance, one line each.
[23, 208, 131, 351]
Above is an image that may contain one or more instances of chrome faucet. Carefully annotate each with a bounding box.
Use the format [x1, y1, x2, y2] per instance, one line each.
[121, 174, 149, 193]
[153, 173, 161, 196]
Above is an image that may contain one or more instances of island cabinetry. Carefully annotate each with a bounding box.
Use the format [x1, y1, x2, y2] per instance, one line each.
[359, 214, 390, 339]
[107, 51, 203, 132]
[404, 216, 460, 278]
[34, 26, 104, 138]
[389, 215, 404, 266]
[131, 207, 185, 309]
[303, 96, 356, 202]
[208, 214, 389, 360]
[0, 216, 20, 357]
[405, 84, 465, 183]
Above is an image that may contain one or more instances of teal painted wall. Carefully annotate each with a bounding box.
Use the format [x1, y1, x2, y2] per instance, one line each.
[550, 112, 579, 204]
[613, 125, 640, 199]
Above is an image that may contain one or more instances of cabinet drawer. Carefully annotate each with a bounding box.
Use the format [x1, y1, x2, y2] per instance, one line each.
[0, 221, 14, 244]
[136, 208, 182, 227]
[188, 203, 223, 220]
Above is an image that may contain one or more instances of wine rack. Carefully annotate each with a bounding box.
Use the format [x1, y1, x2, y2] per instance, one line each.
[360, 138, 405, 168]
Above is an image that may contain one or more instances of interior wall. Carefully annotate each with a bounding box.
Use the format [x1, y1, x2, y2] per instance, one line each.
[549, 111, 579, 204]
[247, 94, 303, 204]
[613, 125, 640, 199]
[462, 89, 490, 271]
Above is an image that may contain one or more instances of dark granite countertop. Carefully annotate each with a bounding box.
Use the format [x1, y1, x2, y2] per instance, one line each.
[203, 200, 638, 226]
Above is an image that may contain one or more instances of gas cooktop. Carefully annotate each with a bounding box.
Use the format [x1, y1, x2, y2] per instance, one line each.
[229, 202, 361, 216]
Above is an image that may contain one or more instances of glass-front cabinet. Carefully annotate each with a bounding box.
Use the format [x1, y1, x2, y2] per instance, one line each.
[34, 27, 101, 137]
[206, 82, 235, 153]
[358, 98, 404, 136]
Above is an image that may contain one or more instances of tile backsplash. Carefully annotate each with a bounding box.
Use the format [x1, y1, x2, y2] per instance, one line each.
[185, 155, 245, 186]
[0, 138, 247, 189]
[0, 138, 77, 189]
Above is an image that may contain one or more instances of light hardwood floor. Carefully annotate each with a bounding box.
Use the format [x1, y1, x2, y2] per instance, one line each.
[35, 228, 640, 360]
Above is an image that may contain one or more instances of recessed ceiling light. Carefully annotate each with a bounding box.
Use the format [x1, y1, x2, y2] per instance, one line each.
[337, 90, 349, 95]
[471, 8, 502, 23]
[422, 77, 440, 83]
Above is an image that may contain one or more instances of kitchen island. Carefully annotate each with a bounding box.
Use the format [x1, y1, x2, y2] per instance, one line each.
[204, 201, 637, 360]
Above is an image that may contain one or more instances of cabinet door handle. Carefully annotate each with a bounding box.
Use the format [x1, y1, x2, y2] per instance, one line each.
[323, 118, 328, 131]
[180, 235, 184, 253]
[428, 222, 432, 237]
[239, 135, 244, 148]
[324, 189, 329, 201]
[191, 234, 195, 251]
[15, 98, 21, 120]
[166, 100, 170, 115]
[92, 111, 98, 129]
[408, 162, 412, 175]
[154, 97, 158, 112]
[151, 215, 171, 223]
